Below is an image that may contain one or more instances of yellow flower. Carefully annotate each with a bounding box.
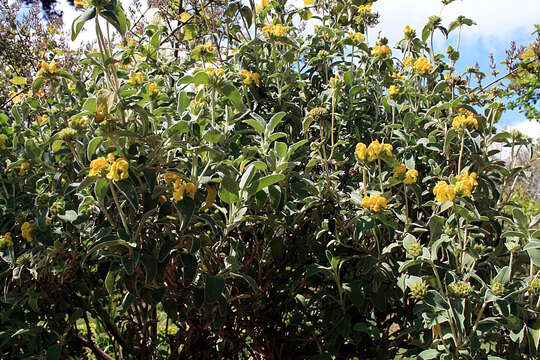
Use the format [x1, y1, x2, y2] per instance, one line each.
[393, 164, 406, 178]
[19, 162, 31, 176]
[413, 56, 433, 76]
[355, 142, 367, 162]
[164, 172, 180, 184]
[454, 169, 478, 197]
[48, 60, 57, 74]
[361, 194, 388, 212]
[242, 70, 261, 86]
[0, 134, 7, 150]
[180, 12, 191, 22]
[173, 179, 185, 201]
[433, 181, 455, 203]
[367, 140, 392, 162]
[89, 157, 107, 176]
[3, 232, 13, 247]
[403, 56, 413, 68]
[256, 0, 270, 13]
[452, 110, 478, 131]
[262, 23, 287, 38]
[403, 25, 415, 37]
[392, 71, 404, 81]
[185, 182, 197, 199]
[127, 37, 137, 47]
[37, 114, 49, 125]
[128, 72, 145, 85]
[404, 169, 419, 185]
[74, 0, 88, 8]
[388, 85, 399, 97]
[107, 153, 115, 164]
[148, 82, 159, 96]
[347, 32, 365, 43]
[21, 222, 33, 242]
[444, 71, 452, 81]
[358, 4, 372, 13]
[107, 158, 129, 181]
[372, 44, 392, 57]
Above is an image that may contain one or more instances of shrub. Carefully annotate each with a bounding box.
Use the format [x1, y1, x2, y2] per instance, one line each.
[0, 0, 539, 358]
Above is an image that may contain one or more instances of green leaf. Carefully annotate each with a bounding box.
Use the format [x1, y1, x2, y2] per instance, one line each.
[513, 208, 529, 230]
[10, 77, 27, 85]
[418, 349, 439, 360]
[46, 344, 62, 360]
[253, 174, 285, 194]
[32, 77, 45, 92]
[94, 178, 109, 201]
[181, 253, 197, 285]
[87, 137, 104, 161]
[244, 119, 265, 135]
[492, 266, 511, 284]
[177, 91, 189, 113]
[192, 71, 210, 85]
[115, 180, 139, 211]
[232, 273, 258, 293]
[266, 112, 286, 134]
[176, 196, 195, 231]
[122, 251, 139, 275]
[219, 82, 245, 111]
[105, 270, 116, 295]
[204, 275, 225, 304]
[429, 215, 445, 242]
[58, 210, 78, 223]
[219, 175, 239, 204]
[72, 7, 96, 41]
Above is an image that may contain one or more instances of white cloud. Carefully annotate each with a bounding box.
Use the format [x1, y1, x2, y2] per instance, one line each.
[372, 0, 539, 47]
[503, 119, 540, 139]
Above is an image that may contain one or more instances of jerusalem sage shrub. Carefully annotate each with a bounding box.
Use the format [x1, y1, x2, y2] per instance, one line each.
[0, 0, 539, 358]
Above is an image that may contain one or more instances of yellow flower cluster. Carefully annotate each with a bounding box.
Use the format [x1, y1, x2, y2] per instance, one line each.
[74, 0, 88, 8]
[262, 23, 287, 38]
[433, 181, 455, 203]
[454, 169, 478, 197]
[148, 83, 159, 96]
[107, 159, 129, 182]
[128, 72, 145, 85]
[403, 25, 415, 37]
[366, 140, 392, 162]
[387, 85, 399, 97]
[37, 114, 49, 125]
[404, 169, 419, 185]
[372, 44, 392, 57]
[21, 222, 33, 242]
[127, 37, 137, 47]
[199, 67, 226, 77]
[164, 172, 196, 201]
[0, 134, 7, 150]
[393, 163, 406, 177]
[392, 71, 404, 81]
[403, 56, 413, 68]
[347, 32, 365, 43]
[37, 60, 57, 76]
[355, 142, 367, 162]
[361, 194, 388, 212]
[452, 110, 478, 131]
[357, 4, 372, 13]
[256, 0, 270, 13]
[89, 157, 107, 176]
[433, 170, 478, 202]
[413, 56, 433, 75]
[19, 161, 30, 176]
[1, 233, 13, 248]
[180, 12, 191, 23]
[242, 70, 261, 86]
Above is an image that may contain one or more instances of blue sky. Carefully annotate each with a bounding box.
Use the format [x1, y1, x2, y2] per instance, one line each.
[57, 0, 539, 136]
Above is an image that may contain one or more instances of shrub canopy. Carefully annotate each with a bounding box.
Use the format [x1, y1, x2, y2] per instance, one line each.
[0, 0, 539, 358]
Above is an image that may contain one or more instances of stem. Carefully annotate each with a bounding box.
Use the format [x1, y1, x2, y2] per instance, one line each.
[403, 184, 409, 229]
[328, 94, 336, 162]
[471, 302, 487, 334]
[110, 181, 130, 234]
[457, 133, 465, 174]
[377, 158, 384, 193]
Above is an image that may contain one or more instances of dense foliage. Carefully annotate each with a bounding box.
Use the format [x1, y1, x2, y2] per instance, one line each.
[1, 0, 539, 358]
